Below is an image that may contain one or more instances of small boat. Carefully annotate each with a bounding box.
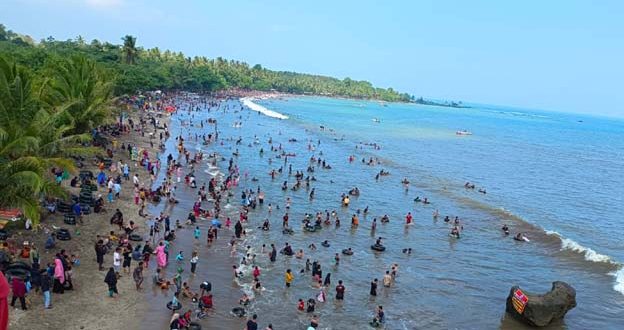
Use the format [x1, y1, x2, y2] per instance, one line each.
[372, 118, 381, 123]
[456, 130, 472, 136]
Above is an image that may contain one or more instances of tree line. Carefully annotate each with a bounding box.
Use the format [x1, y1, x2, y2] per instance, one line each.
[0, 24, 413, 102]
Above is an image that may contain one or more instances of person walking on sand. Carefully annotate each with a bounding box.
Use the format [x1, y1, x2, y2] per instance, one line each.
[41, 271, 52, 309]
[95, 239, 106, 271]
[9, 277, 27, 310]
[133, 261, 144, 290]
[104, 267, 118, 297]
[113, 247, 122, 274]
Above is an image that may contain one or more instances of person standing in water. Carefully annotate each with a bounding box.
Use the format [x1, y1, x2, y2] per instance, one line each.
[335, 280, 345, 300]
[190, 251, 199, 275]
[269, 244, 277, 262]
[285, 269, 294, 288]
[370, 278, 378, 296]
[383, 271, 392, 287]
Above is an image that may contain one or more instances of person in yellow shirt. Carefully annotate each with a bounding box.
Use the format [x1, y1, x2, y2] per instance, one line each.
[285, 269, 294, 288]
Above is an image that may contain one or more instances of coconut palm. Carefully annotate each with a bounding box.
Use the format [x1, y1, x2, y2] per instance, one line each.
[44, 55, 115, 135]
[0, 57, 59, 223]
[0, 56, 106, 224]
[121, 35, 137, 64]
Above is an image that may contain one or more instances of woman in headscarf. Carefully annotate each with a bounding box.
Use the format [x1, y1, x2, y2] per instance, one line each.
[104, 267, 118, 297]
[169, 313, 181, 330]
[53, 255, 65, 294]
[155, 241, 167, 268]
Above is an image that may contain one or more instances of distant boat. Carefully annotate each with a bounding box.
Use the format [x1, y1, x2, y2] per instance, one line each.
[372, 118, 381, 123]
[456, 130, 472, 136]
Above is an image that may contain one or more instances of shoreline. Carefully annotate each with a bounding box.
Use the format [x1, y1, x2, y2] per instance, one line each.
[8, 102, 172, 329]
[137, 99, 246, 330]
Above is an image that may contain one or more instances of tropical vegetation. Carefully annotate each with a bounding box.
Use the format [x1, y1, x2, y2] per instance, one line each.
[0, 49, 113, 225]
[0, 24, 413, 101]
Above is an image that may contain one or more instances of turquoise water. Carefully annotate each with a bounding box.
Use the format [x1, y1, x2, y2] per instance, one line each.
[146, 96, 624, 329]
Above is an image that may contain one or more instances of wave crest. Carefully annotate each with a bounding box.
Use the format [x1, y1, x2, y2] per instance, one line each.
[545, 230, 624, 295]
[241, 98, 289, 120]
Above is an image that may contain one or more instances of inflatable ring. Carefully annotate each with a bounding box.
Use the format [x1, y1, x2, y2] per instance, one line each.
[56, 229, 72, 241]
[321, 242, 330, 248]
[166, 301, 182, 311]
[188, 322, 202, 330]
[4, 268, 29, 280]
[370, 244, 386, 252]
[342, 249, 354, 256]
[200, 281, 212, 291]
[129, 234, 143, 242]
[8, 261, 31, 271]
[282, 229, 294, 235]
[231, 307, 246, 317]
[304, 227, 316, 232]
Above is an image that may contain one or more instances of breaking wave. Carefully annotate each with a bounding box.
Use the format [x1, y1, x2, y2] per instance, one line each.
[546, 230, 624, 295]
[241, 98, 289, 120]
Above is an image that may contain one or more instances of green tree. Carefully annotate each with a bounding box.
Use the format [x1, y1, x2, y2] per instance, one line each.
[121, 35, 137, 64]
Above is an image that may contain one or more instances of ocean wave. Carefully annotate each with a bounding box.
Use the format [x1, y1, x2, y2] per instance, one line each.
[241, 97, 289, 120]
[545, 230, 624, 296]
[545, 230, 614, 263]
[609, 268, 624, 295]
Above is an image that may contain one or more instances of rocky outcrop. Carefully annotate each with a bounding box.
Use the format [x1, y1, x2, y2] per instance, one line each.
[505, 281, 576, 327]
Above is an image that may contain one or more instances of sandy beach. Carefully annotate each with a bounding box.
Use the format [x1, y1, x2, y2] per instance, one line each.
[8, 106, 171, 330]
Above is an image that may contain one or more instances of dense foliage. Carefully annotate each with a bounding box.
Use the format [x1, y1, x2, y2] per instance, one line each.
[0, 24, 412, 102]
[0, 50, 111, 224]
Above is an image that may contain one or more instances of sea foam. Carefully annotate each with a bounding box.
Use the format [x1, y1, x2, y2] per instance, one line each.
[241, 97, 289, 120]
[609, 268, 624, 295]
[546, 230, 624, 296]
[546, 230, 613, 263]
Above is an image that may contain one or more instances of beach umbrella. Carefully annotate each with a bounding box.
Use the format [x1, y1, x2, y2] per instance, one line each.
[165, 105, 176, 113]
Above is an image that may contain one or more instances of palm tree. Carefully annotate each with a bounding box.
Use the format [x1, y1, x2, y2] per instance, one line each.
[44, 55, 115, 135]
[0, 57, 67, 224]
[121, 35, 138, 64]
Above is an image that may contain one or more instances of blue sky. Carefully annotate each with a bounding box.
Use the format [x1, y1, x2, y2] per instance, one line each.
[1, 0, 623, 117]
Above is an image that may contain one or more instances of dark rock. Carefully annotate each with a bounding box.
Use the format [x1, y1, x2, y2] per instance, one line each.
[505, 281, 576, 327]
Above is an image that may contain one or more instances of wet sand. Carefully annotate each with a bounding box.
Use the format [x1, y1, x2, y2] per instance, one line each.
[9, 110, 170, 330]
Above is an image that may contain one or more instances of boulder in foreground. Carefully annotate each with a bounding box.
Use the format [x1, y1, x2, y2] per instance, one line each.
[505, 281, 576, 327]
